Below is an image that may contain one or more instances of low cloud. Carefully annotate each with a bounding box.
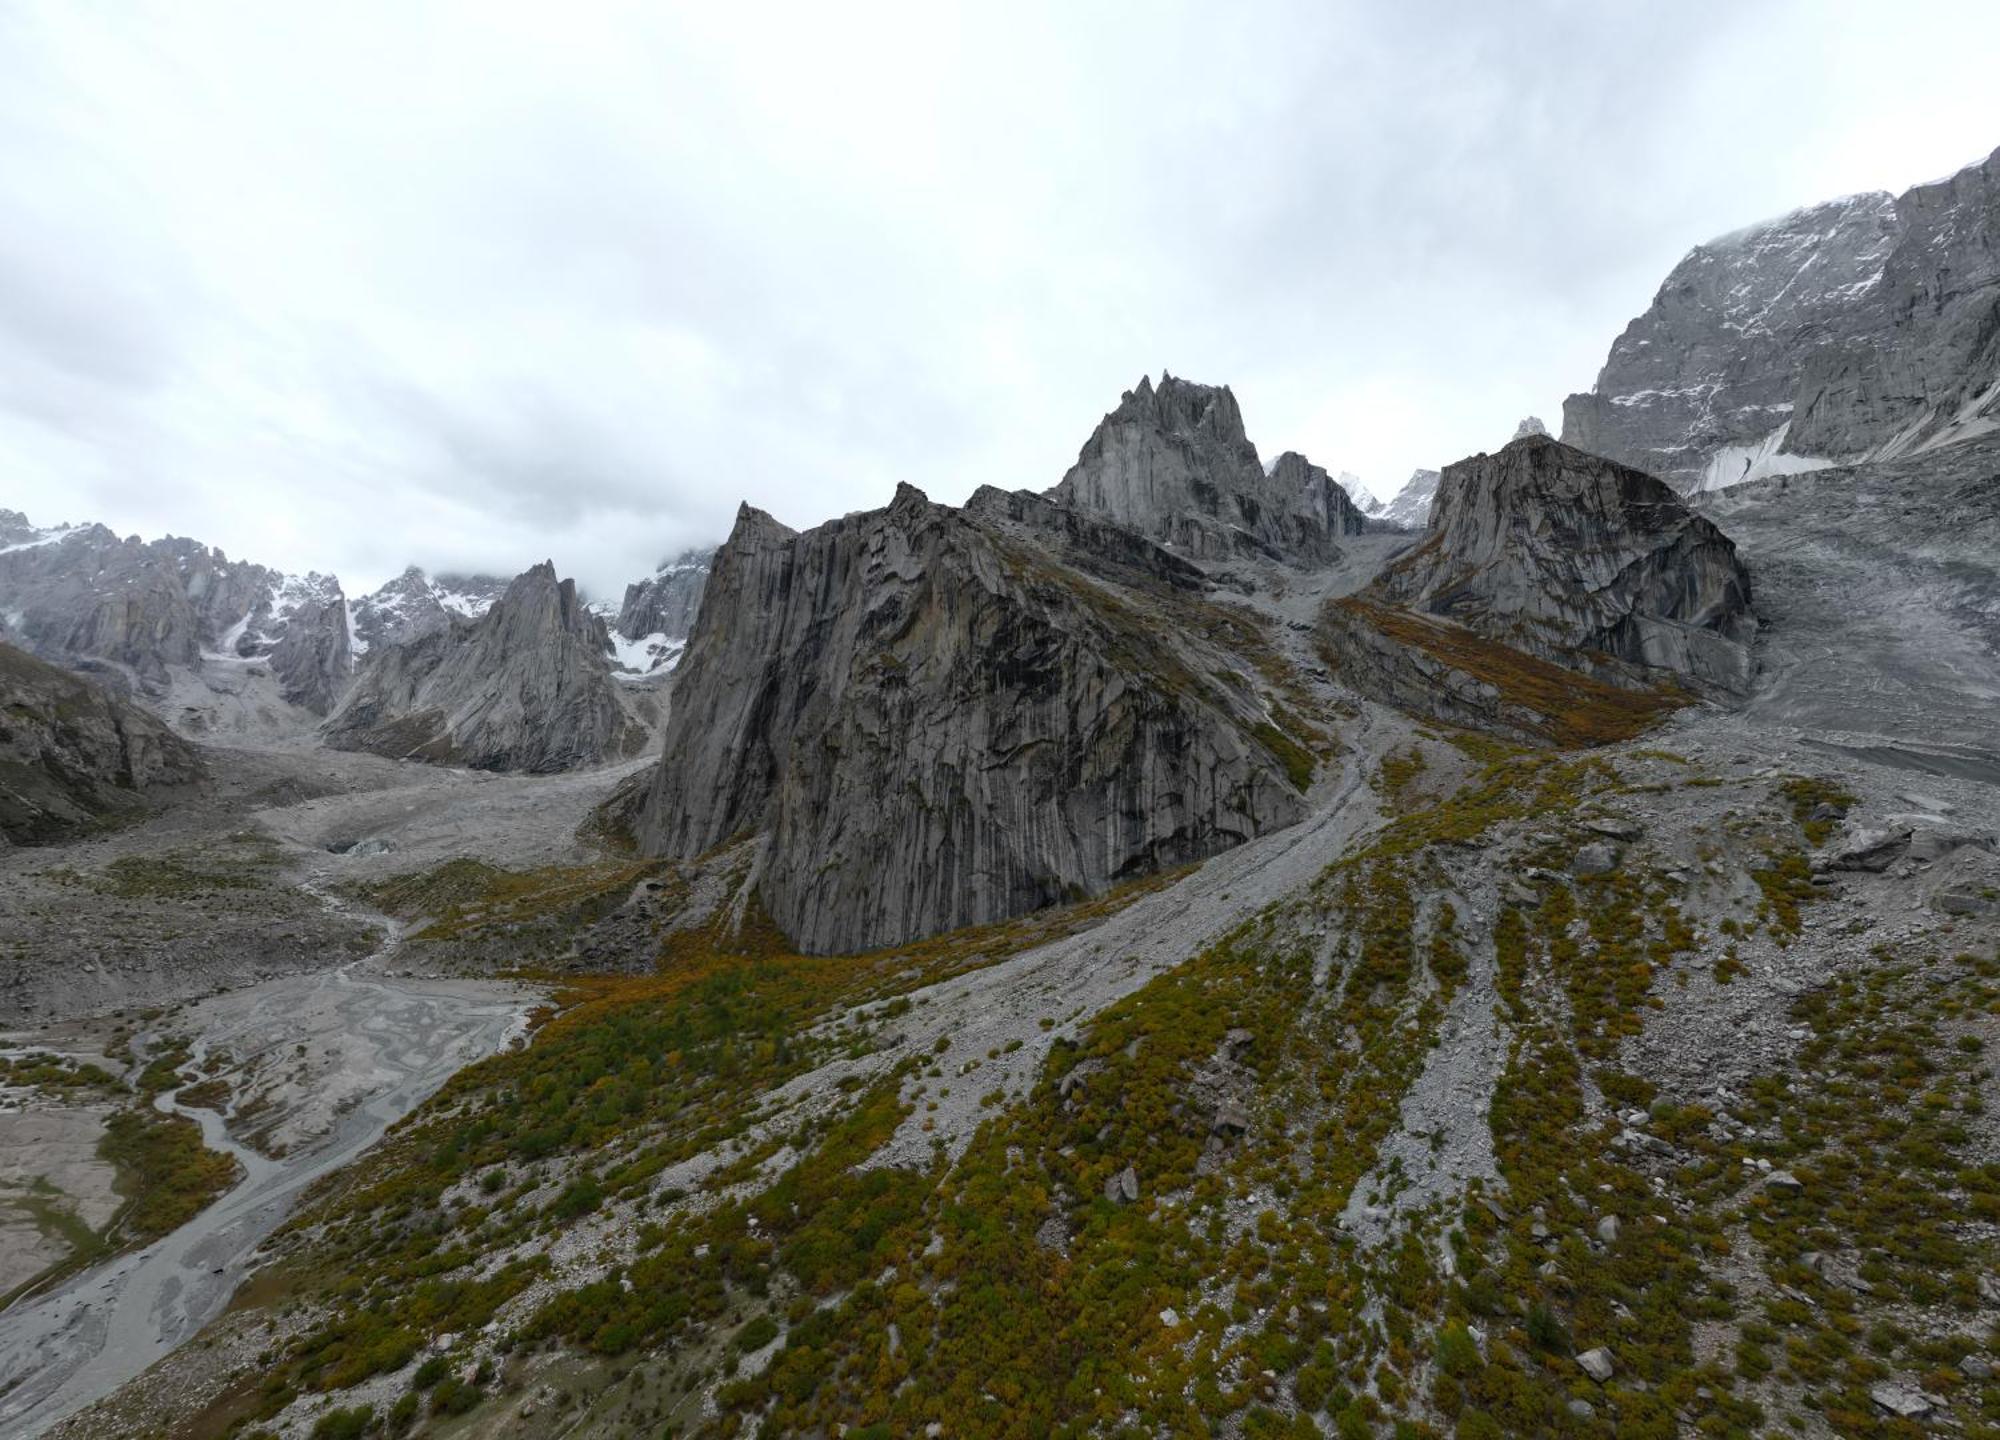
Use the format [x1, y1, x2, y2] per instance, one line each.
[0, 0, 1995, 591]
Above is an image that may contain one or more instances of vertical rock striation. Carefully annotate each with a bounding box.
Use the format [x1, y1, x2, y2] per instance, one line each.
[1374, 435, 1755, 691]
[635, 482, 1311, 953]
[323, 562, 642, 772]
[1049, 374, 1365, 563]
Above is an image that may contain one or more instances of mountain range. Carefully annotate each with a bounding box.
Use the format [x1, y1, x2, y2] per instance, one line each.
[2, 140, 1999, 1440]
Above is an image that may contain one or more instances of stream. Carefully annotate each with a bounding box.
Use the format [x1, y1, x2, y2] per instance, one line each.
[0, 917, 536, 1438]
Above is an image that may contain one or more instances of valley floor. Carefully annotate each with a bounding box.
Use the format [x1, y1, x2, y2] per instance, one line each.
[1, 448, 1997, 1440]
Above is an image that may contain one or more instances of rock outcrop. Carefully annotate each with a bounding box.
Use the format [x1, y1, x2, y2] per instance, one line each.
[1564, 145, 2000, 491]
[324, 562, 643, 772]
[1049, 374, 1364, 563]
[0, 642, 201, 843]
[1374, 435, 1755, 690]
[1320, 437, 1755, 743]
[0, 515, 352, 711]
[1376, 468, 1441, 529]
[634, 482, 1313, 953]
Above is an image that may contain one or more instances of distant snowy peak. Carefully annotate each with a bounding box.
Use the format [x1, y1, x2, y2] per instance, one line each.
[0, 510, 81, 553]
[1336, 472, 1382, 515]
[1512, 416, 1549, 441]
[348, 565, 507, 654]
[605, 629, 688, 680]
[1564, 144, 2000, 491]
[1377, 468, 1441, 529]
[614, 547, 713, 662]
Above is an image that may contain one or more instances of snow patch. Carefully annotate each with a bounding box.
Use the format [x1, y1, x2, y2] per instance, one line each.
[1693, 421, 1835, 494]
[606, 630, 685, 678]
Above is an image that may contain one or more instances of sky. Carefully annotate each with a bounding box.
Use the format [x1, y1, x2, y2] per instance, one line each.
[1, 1, 1996, 598]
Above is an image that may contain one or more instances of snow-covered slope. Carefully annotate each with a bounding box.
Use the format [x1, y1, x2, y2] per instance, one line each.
[1564, 145, 2000, 491]
[1336, 472, 1382, 515]
[1375, 468, 1441, 528]
[347, 567, 508, 655]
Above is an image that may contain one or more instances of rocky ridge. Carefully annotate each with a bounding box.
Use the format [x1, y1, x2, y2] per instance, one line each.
[1564, 145, 2000, 490]
[323, 562, 646, 773]
[1050, 374, 1366, 563]
[0, 513, 352, 713]
[634, 481, 1317, 953]
[345, 566, 508, 654]
[0, 641, 201, 843]
[1321, 435, 1755, 741]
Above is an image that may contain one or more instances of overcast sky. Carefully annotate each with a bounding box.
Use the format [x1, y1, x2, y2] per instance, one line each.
[1, 1, 1996, 597]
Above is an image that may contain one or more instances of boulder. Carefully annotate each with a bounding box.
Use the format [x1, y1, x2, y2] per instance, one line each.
[1105, 1165, 1140, 1205]
[1571, 843, 1623, 878]
[1577, 1348, 1615, 1383]
[1869, 1383, 1935, 1420]
[1821, 827, 1913, 873]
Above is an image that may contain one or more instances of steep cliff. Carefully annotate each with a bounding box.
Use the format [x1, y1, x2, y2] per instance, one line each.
[607, 549, 712, 675]
[634, 483, 1313, 953]
[1564, 145, 2000, 491]
[0, 642, 201, 843]
[323, 562, 643, 772]
[1049, 374, 1364, 563]
[1321, 436, 1755, 741]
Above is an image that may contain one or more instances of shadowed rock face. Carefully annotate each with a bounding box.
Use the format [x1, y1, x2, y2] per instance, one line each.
[1049, 374, 1364, 564]
[323, 563, 642, 773]
[0, 642, 201, 843]
[635, 483, 1310, 953]
[615, 549, 712, 643]
[1564, 145, 2000, 491]
[0, 517, 351, 712]
[1376, 435, 1755, 692]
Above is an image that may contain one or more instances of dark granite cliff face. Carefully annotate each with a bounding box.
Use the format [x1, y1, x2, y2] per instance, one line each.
[1321, 437, 1756, 742]
[1564, 146, 2000, 491]
[634, 483, 1312, 953]
[1049, 375, 1365, 563]
[324, 562, 642, 773]
[0, 642, 201, 843]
